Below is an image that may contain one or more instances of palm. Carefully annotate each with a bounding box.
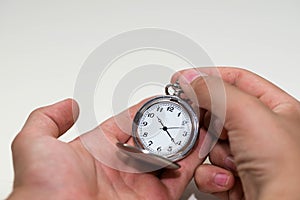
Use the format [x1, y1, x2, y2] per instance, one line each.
[26, 137, 171, 199]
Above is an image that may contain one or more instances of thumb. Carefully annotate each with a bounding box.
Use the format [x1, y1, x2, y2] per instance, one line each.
[18, 98, 79, 139]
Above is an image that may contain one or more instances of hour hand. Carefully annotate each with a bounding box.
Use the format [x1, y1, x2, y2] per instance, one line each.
[156, 116, 165, 127]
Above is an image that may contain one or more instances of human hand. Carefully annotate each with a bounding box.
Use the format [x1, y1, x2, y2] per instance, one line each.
[8, 98, 204, 200]
[172, 67, 300, 200]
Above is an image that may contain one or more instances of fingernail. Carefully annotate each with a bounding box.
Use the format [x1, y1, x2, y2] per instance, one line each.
[214, 173, 229, 187]
[180, 69, 208, 84]
[225, 156, 237, 171]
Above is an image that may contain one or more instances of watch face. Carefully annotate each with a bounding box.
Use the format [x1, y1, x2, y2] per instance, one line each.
[132, 96, 199, 161]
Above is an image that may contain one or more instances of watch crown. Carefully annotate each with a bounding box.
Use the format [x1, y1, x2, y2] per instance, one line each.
[165, 81, 191, 104]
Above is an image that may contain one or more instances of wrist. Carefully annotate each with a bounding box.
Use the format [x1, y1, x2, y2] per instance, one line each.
[257, 181, 300, 200]
[8, 187, 58, 200]
[8, 186, 72, 200]
[239, 169, 300, 200]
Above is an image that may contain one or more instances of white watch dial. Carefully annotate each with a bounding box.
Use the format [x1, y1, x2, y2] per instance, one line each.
[133, 96, 198, 161]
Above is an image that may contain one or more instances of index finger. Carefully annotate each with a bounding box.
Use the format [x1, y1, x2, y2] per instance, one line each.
[79, 97, 175, 173]
[160, 128, 208, 199]
[172, 67, 296, 111]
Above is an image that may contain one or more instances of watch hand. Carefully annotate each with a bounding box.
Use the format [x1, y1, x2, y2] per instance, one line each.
[157, 117, 176, 143]
[160, 127, 184, 130]
[165, 129, 175, 143]
[161, 126, 176, 143]
[156, 116, 165, 127]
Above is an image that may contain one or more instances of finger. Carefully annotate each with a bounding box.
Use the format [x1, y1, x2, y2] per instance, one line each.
[201, 67, 293, 108]
[175, 73, 281, 160]
[17, 98, 79, 139]
[213, 178, 244, 200]
[228, 178, 244, 200]
[209, 141, 237, 172]
[76, 98, 160, 174]
[178, 74, 275, 132]
[194, 164, 235, 194]
[160, 128, 207, 199]
[172, 67, 295, 111]
[203, 111, 228, 140]
[212, 191, 229, 200]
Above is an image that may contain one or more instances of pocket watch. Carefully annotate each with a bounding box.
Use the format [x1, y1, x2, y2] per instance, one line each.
[117, 81, 199, 169]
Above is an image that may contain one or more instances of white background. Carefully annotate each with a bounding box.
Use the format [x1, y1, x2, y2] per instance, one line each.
[1, 0, 299, 199]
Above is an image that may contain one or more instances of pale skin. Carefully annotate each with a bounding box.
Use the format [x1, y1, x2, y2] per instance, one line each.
[8, 98, 206, 200]
[8, 67, 300, 200]
[173, 67, 300, 200]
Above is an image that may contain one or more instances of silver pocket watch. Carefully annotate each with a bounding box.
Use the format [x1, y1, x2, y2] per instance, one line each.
[117, 81, 199, 170]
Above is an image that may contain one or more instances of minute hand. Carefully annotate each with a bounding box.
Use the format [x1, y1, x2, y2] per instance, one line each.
[165, 129, 175, 143]
[160, 127, 184, 130]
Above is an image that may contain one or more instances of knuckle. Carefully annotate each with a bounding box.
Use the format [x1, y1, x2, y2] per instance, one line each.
[11, 132, 23, 152]
[192, 76, 208, 90]
[28, 107, 45, 119]
[194, 165, 212, 192]
[221, 67, 254, 86]
[11, 107, 46, 152]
